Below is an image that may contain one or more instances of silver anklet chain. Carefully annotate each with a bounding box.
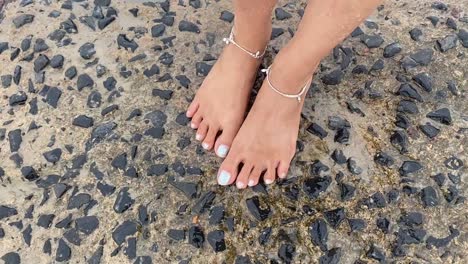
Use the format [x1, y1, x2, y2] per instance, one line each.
[261, 65, 310, 102]
[222, 28, 266, 59]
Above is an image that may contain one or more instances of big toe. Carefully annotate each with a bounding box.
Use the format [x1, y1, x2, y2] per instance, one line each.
[217, 155, 239, 186]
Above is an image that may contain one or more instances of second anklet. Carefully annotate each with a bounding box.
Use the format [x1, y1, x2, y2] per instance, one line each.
[261, 65, 310, 102]
[222, 28, 267, 59]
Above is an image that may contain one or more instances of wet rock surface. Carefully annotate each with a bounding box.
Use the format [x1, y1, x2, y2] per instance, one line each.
[0, 0, 466, 263]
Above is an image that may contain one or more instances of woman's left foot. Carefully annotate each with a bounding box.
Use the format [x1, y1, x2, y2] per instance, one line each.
[217, 61, 315, 188]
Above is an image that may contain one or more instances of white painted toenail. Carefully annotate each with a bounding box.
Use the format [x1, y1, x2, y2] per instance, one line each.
[265, 178, 274, 184]
[218, 171, 231, 185]
[195, 134, 202, 141]
[236, 181, 246, 189]
[202, 142, 209, 149]
[248, 179, 255, 186]
[216, 145, 229, 158]
[280, 172, 287, 178]
[190, 122, 196, 129]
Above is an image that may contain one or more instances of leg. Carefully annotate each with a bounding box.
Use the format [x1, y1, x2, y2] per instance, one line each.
[187, 0, 277, 157]
[217, 0, 383, 188]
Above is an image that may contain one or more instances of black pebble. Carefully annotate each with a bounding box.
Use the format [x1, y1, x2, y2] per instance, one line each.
[34, 54, 50, 72]
[192, 191, 216, 214]
[348, 219, 366, 232]
[409, 28, 422, 41]
[37, 214, 55, 228]
[426, 108, 452, 125]
[43, 148, 62, 163]
[55, 214, 73, 229]
[56, 239, 72, 262]
[178, 20, 200, 33]
[152, 89, 173, 100]
[420, 186, 439, 207]
[112, 221, 138, 245]
[310, 218, 328, 251]
[21, 166, 39, 181]
[412, 72, 433, 92]
[67, 193, 91, 209]
[321, 69, 343, 85]
[73, 115, 94, 128]
[129, 8, 139, 17]
[75, 216, 99, 235]
[13, 14, 34, 28]
[303, 176, 331, 199]
[77, 74, 94, 90]
[168, 179, 197, 198]
[220, 11, 234, 22]
[207, 230, 226, 252]
[324, 208, 345, 229]
[383, 42, 402, 58]
[79, 42, 96, 59]
[419, 123, 440, 138]
[147, 164, 168, 176]
[271, 27, 285, 39]
[50, 55, 64, 68]
[360, 34, 384, 48]
[0, 205, 18, 220]
[114, 188, 134, 213]
[87, 91, 102, 108]
[98, 16, 115, 30]
[9, 91, 28, 106]
[374, 152, 394, 167]
[410, 48, 433, 66]
[390, 130, 409, 153]
[151, 24, 166, 38]
[111, 153, 127, 170]
[117, 34, 139, 52]
[188, 226, 204, 248]
[246, 196, 271, 221]
[306, 123, 328, 139]
[1, 252, 21, 264]
[65, 66, 77, 79]
[275, 8, 292, 20]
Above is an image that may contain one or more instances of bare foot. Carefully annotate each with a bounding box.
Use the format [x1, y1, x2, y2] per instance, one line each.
[186, 31, 267, 158]
[217, 56, 317, 188]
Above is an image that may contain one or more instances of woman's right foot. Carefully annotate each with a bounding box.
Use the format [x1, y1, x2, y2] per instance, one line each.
[186, 28, 269, 158]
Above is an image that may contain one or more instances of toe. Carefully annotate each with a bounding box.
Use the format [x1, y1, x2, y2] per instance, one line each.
[217, 155, 240, 186]
[264, 164, 277, 185]
[202, 125, 219, 150]
[186, 100, 199, 118]
[214, 128, 236, 158]
[277, 160, 290, 179]
[248, 167, 264, 187]
[236, 163, 253, 189]
[195, 121, 208, 142]
[190, 112, 203, 129]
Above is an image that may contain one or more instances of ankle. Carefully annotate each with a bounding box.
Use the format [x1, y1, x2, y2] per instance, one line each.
[268, 48, 319, 94]
[233, 20, 271, 53]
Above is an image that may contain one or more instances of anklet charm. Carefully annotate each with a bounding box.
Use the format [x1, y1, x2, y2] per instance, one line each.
[261, 66, 310, 102]
[222, 28, 266, 59]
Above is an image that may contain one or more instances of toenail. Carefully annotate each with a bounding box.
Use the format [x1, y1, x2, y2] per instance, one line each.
[279, 172, 287, 178]
[236, 181, 246, 189]
[195, 134, 202, 141]
[265, 178, 274, 184]
[248, 179, 255, 187]
[218, 170, 231, 185]
[216, 145, 229, 158]
[202, 142, 210, 149]
[190, 122, 197, 129]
